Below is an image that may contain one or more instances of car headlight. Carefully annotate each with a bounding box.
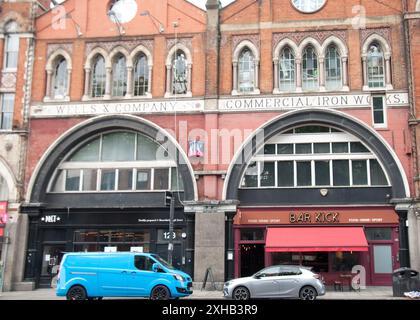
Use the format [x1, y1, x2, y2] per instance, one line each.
[173, 274, 185, 281]
[224, 281, 231, 287]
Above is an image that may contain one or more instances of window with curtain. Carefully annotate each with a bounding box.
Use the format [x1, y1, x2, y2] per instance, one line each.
[112, 54, 127, 97]
[325, 45, 342, 91]
[279, 47, 296, 92]
[91, 55, 106, 98]
[0, 94, 15, 130]
[172, 50, 188, 95]
[4, 21, 19, 70]
[53, 57, 68, 99]
[302, 46, 319, 91]
[133, 53, 148, 96]
[367, 43, 385, 88]
[238, 48, 255, 93]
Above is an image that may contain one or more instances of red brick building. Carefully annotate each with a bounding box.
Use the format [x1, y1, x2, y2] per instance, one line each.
[3, 0, 418, 291]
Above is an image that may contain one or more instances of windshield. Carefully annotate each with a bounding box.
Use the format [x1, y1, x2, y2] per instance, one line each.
[151, 254, 176, 270]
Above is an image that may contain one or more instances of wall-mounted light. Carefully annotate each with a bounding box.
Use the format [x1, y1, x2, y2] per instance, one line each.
[140, 10, 165, 33]
[108, 10, 126, 35]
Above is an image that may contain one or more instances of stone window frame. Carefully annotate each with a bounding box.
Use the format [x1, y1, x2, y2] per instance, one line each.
[129, 45, 153, 99]
[361, 34, 393, 91]
[164, 43, 193, 98]
[109, 46, 131, 99]
[83, 47, 110, 101]
[416, 0, 420, 11]
[273, 36, 349, 93]
[2, 20, 20, 72]
[44, 49, 72, 102]
[232, 40, 260, 96]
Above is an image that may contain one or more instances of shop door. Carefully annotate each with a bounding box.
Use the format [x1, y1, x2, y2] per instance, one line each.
[240, 244, 265, 277]
[370, 244, 395, 286]
[40, 244, 66, 288]
[156, 244, 182, 270]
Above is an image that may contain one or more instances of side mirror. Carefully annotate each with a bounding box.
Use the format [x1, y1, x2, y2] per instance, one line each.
[254, 273, 261, 279]
[152, 263, 161, 273]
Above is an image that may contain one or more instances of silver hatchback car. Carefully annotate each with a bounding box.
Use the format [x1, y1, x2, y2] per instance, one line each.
[223, 265, 326, 300]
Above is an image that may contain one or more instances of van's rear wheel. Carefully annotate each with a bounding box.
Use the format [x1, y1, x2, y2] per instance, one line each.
[150, 285, 170, 300]
[66, 285, 87, 300]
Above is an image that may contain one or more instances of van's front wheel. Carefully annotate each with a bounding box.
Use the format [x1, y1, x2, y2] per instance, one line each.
[66, 285, 87, 300]
[150, 285, 170, 300]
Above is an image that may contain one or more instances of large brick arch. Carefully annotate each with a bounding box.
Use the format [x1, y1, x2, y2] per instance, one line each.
[223, 108, 409, 201]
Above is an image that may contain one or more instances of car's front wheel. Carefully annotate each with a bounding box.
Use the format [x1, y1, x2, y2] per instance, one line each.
[232, 286, 250, 300]
[299, 286, 317, 300]
[66, 285, 87, 300]
[150, 285, 171, 300]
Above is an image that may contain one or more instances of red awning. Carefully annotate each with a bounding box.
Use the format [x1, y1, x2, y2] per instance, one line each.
[265, 227, 369, 252]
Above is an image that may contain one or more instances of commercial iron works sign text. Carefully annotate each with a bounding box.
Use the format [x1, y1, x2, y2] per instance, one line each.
[219, 92, 408, 112]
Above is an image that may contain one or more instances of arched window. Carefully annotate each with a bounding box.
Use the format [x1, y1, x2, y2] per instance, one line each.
[279, 47, 296, 92]
[4, 21, 19, 70]
[91, 55, 106, 98]
[111, 54, 127, 97]
[49, 131, 184, 193]
[0, 174, 8, 201]
[171, 50, 188, 95]
[133, 53, 148, 96]
[52, 58, 68, 99]
[325, 45, 342, 91]
[367, 43, 385, 88]
[238, 48, 255, 93]
[302, 46, 319, 91]
[241, 125, 389, 188]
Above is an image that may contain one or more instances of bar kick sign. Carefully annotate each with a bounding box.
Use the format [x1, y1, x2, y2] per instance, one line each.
[289, 212, 340, 224]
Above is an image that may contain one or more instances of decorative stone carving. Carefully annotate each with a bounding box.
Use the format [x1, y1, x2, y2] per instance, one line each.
[273, 30, 347, 48]
[232, 34, 260, 54]
[0, 72, 17, 90]
[360, 28, 391, 48]
[85, 39, 154, 57]
[47, 43, 73, 60]
[166, 38, 193, 53]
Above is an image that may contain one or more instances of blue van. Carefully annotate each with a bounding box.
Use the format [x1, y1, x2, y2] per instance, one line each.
[56, 252, 193, 300]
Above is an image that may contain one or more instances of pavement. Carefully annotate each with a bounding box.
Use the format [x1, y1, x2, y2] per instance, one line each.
[0, 286, 416, 300]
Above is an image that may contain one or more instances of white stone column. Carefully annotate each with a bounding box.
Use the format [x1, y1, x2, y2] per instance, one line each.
[362, 55, 369, 90]
[65, 69, 72, 100]
[125, 66, 133, 98]
[296, 58, 302, 92]
[232, 61, 238, 95]
[319, 57, 325, 91]
[104, 67, 112, 99]
[147, 65, 153, 97]
[273, 59, 279, 94]
[254, 60, 260, 94]
[44, 69, 53, 101]
[187, 63, 192, 95]
[165, 64, 172, 97]
[385, 54, 393, 90]
[82, 68, 91, 101]
[341, 56, 349, 91]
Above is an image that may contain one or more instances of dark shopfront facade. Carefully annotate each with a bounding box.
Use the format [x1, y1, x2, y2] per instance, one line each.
[21, 116, 197, 288]
[234, 207, 400, 286]
[22, 205, 194, 288]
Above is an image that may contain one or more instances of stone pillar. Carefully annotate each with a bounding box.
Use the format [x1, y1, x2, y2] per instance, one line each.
[147, 65, 153, 96]
[104, 67, 112, 99]
[66, 69, 72, 99]
[165, 64, 172, 97]
[232, 62, 238, 94]
[319, 57, 325, 91]
[254, 60, 260, 92]
[409, 206, 420, 272]
[225, 212, 236, 281]
[187, 63, 192, 94]
[296, 58, 302, 92]
[125, 66, 133, 98]
[82, 68, 91, 100]
[45, 69, 53, 100]
[362, 55, 369, 90]
[385, 54, 393, 90]
[273, 59, 279, 93]
[342, 56, 349, 90]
